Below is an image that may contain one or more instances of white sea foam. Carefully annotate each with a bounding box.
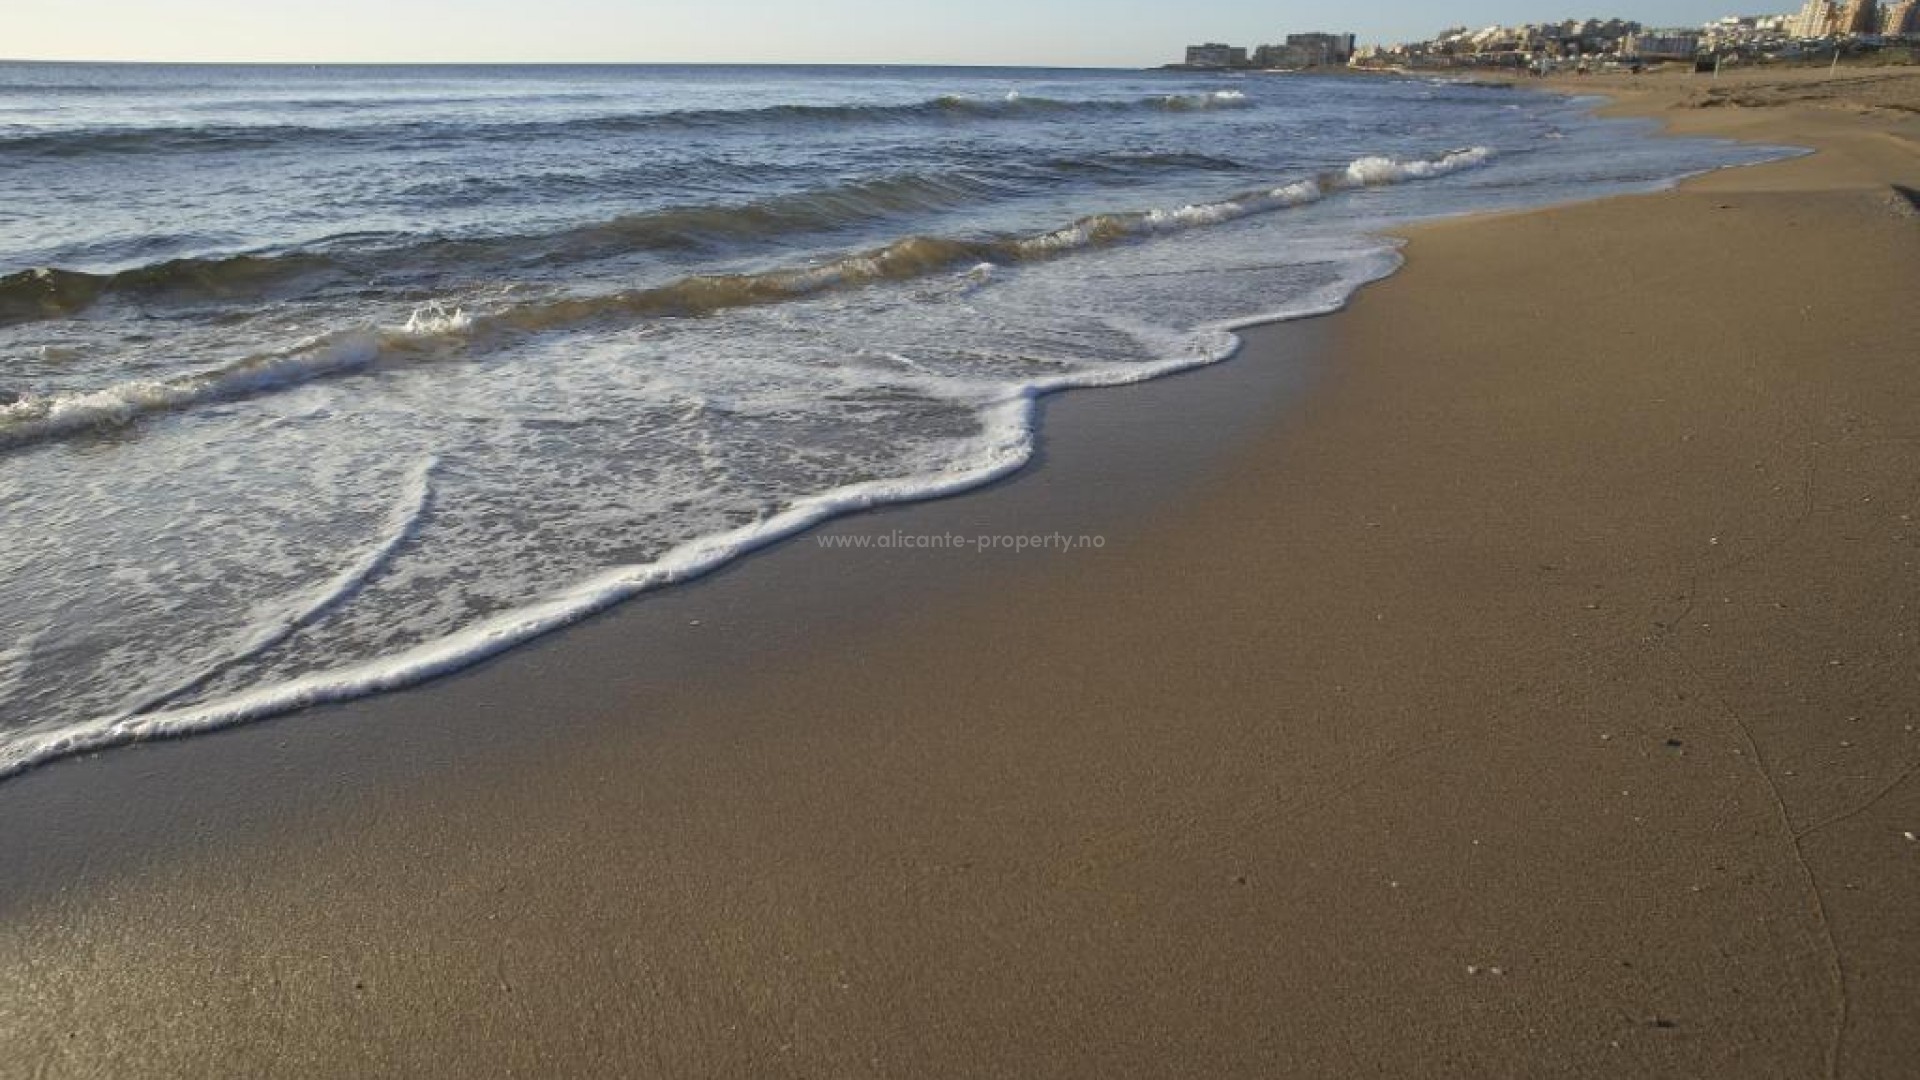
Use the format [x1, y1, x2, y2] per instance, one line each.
[0, 631, 43, 707]
[0, 332, 381, 449]
[1339, 146, 1493, 187]
[109, 455, 439, 719]
[1015, 147, 1489, 257]
[0, 248, 1399, 783]
[1161, 90, 1252, 110]
[401, 301, 473, 336]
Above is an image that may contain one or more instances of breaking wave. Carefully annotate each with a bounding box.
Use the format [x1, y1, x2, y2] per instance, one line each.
[0, 147, 1491, 453]
[0, 154, 1254, 325]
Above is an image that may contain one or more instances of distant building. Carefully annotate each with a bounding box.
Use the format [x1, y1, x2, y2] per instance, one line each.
[1360, 7, 1898, 66]
[1622, 29, 1702, 58]
[1183, 43, 1246, 69]
[1251, 32, 1355, 69]
[1252, 44, 1294, 68]
[1793, 0, 1839, 36]
[1796, 0, 1882, 35]
[1347, 44, 1387, 67]
[1701, 14, 1795, 51]
[1284, 32, 1356, 64]
[1840, 0, 1881, 34]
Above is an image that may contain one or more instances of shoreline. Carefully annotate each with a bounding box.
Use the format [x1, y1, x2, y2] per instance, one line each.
[5, 67, 1918, 1078]
[0, 73, 1773, 785]
[0, 311, 1342, 910]
[0, 135, 1508, 779]
[0, 252, 1386, 786]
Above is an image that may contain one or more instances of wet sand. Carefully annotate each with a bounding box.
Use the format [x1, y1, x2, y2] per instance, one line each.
[3, 68, 1918, 1078]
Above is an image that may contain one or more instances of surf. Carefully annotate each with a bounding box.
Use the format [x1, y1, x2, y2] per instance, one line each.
[0, 147, 1494, 452]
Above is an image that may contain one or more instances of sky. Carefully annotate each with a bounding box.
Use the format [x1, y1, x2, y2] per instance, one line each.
[7, 2, 1783, 66]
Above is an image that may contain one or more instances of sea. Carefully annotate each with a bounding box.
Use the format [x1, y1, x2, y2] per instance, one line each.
[0, 63, 1788, 778]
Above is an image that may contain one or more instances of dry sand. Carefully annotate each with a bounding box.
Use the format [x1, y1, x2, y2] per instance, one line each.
[2, 68, 1918, 1079]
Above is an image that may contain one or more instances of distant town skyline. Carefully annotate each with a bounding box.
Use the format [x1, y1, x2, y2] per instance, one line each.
[8, 2, 1814, 66]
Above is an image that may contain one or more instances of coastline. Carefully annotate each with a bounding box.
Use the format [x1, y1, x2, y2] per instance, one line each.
[4, 67, 1918, 1078]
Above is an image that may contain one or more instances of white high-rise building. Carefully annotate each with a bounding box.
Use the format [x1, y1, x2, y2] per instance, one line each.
[1886, 0, 1919, 34]
[1793, 0, 1839, 36]
[1839, 0, 1880, 34]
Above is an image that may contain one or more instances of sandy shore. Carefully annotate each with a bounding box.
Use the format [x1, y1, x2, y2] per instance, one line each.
[3, 69, 1918, 1078]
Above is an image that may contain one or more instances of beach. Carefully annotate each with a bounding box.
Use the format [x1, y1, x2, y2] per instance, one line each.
[3, 65, 1918, 1078]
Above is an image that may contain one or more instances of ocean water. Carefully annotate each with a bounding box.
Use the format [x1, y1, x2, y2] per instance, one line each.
[0, 63, 1785, 777]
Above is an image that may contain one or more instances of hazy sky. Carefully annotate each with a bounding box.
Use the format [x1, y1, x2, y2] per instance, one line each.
[9, 2, 1776, 65]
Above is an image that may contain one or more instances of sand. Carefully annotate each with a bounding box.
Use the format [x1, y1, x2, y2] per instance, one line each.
[2, 68, 1918, 1079]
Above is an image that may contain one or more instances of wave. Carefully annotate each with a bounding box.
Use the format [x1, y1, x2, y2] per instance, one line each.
[0, 246, 1407, 786]
[0, 331, 388, 451]
[1042, 150, 1247, 175]
[1159, 89, 1250, 110]
[0, 90, 1254, 159]
[0, 81, 147, 96]
[0, 148, 1492, 454]
[567, 170, 1008, 250]
[0, 171, 997, 324]
[1, 154, 1244, 325]
[0, 171, 1004, 325]
[0, 252, 343, 326]
[430, 147, 1491, 332]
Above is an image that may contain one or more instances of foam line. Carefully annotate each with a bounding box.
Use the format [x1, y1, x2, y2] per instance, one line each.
[108, 455, 440, 720]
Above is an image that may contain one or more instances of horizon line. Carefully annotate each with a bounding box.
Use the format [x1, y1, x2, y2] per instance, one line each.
[0, 57, 1180, 70]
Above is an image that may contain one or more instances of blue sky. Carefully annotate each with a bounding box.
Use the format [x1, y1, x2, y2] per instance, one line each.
[10, 2, 1779, 65]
